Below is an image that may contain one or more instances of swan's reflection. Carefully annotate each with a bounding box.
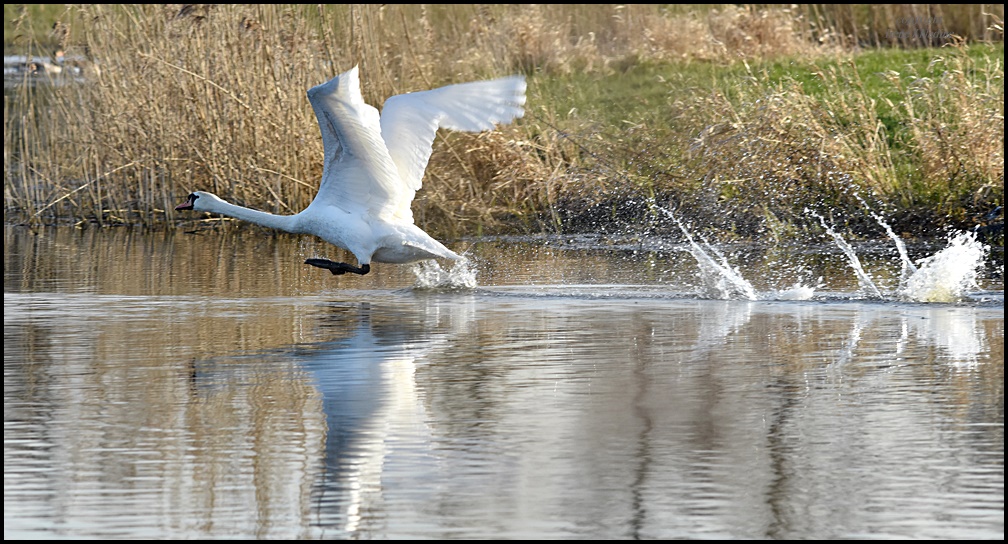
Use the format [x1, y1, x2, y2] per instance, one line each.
[292, 295, 474, 537]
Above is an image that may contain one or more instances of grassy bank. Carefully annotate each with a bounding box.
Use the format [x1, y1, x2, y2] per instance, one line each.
[4, 4, 1004, 242]
[545, 42, 1004, 241]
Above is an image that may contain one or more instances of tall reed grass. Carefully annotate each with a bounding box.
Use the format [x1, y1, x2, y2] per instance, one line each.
[3, 4, 1004, 240]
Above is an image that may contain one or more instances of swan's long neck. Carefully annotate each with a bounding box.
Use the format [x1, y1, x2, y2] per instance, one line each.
[207, 199, 299, 233]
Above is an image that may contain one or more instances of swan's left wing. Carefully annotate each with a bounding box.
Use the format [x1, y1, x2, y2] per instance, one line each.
[306, 66, 403, 219]
[379, 75, 527, 220]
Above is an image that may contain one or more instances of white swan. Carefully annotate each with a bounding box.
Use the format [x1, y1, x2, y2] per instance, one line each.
[175, 65, 527, 275]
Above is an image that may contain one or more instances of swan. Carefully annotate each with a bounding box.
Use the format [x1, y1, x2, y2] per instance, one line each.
[175, 65, 526, 275]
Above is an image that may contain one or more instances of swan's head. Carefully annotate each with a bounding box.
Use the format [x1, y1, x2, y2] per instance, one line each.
[175, 191, 225, 212]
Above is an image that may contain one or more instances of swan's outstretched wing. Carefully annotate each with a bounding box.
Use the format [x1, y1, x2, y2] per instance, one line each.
[379, 74, 527, 220]
[306, 66, 403, 219]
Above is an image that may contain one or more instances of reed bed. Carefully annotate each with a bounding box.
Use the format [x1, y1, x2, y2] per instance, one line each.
[3, 4, 1004, 241]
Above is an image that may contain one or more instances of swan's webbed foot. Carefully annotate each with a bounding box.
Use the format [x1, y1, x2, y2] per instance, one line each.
[305, 258, 371, 276]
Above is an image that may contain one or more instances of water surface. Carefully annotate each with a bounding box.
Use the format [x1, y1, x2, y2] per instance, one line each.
[4, 225, 1004, 539]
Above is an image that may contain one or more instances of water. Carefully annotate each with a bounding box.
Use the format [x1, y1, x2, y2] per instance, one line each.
[4, 224, 1004, 539]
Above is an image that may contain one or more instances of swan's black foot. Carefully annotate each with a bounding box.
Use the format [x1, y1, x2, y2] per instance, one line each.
[305, 258, 371, 276]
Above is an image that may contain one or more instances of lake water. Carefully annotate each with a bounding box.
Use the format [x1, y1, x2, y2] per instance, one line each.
[4, 224, 1004, 539]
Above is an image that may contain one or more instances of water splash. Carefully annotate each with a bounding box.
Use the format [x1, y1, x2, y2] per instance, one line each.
[768, 283, 818, 300]
[658, 208, 759, 300]
[811, 203, 989, 303]
[854, 199, 987, 302]
[807, 208, 884, 299]
[897, 231, 987, 302]
[855, 194, 918, 283]
[411, 258, 478, 290]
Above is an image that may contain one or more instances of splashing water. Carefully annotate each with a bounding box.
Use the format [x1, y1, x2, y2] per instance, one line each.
[808, 209, 884, 299]
[657, 208, 760, 300]
[875, 216, 918, 284]
[650, 205, 816, 300]
[811, 203, 990, 302]
[854, 199, 988, 302]
[897, 231, 987, 303]
[854, 194, 918, 283]
[412, 258, 478, 290]
[768, 283, 818, 300]
[650, 199, 989, 302]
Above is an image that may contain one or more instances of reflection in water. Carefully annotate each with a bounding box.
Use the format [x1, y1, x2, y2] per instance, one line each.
[4, 292, 329, 539]
[431, 296, 1001, 539]
[3, 226, 1004, 539]
[288, 297, 474, 538]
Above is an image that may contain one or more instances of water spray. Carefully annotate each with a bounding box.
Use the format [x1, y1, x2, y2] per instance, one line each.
[530, 111, 990, 302]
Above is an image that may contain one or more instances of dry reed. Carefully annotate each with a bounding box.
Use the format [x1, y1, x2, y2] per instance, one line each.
[3, 4, 1004, 239]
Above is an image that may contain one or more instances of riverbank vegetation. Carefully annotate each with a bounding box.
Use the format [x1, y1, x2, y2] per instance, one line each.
[4, 4, 1004, 242]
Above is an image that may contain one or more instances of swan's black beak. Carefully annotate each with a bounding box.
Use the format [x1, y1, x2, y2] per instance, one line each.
[175, 193, 197, 211]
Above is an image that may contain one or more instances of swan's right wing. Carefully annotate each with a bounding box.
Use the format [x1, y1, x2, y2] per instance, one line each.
[379, 75, 527, 221]
[306, 66, 403, 218]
